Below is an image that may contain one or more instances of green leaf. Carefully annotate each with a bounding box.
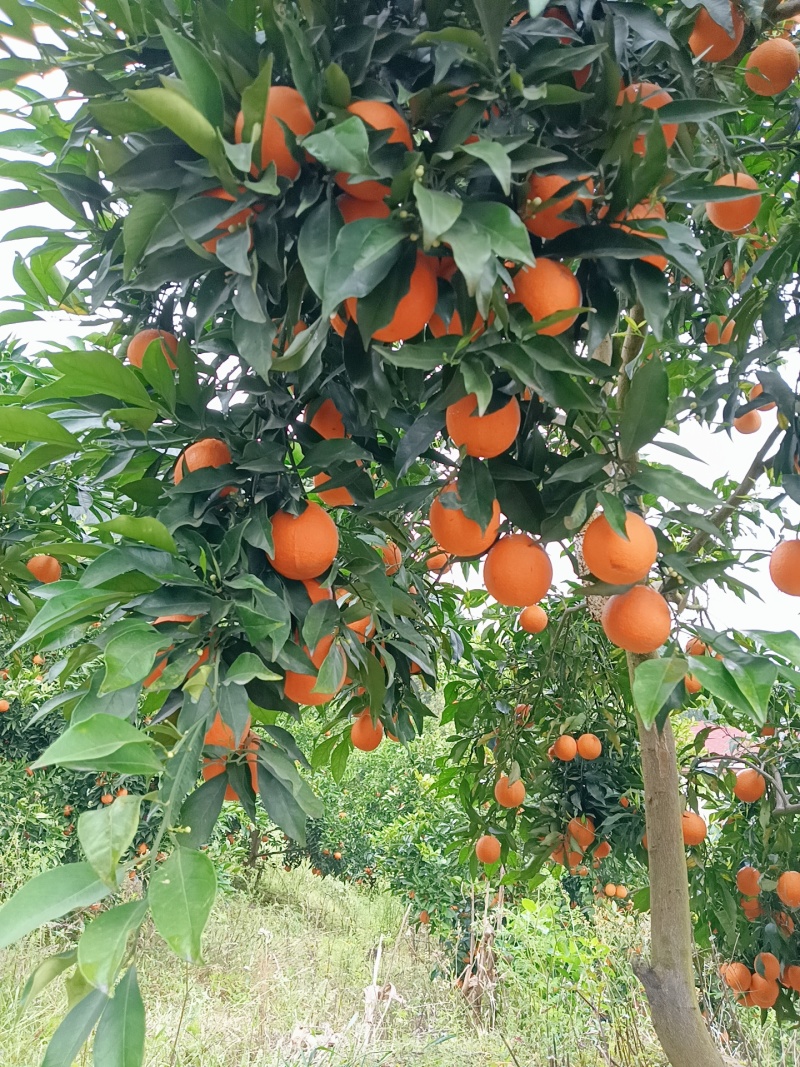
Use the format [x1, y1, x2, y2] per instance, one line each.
[42, 988, 108, 1067]
[0, 863, 112, 951]
[596, 491, 629, 541]
[723, 653, 777, 727]
[126, 88, 226, 174]
[330, 737, 350, 783]
[687, 656, 755, 718]
[631, 262, 669, 342]
[157, 22, 224, 128]
[141, 340, 177, 409]
[93, 967, 145, 1067]
[123, 192, 173, 279]
[44, 350, 155, 409]
[546, 454, 608, 484]
[256, 764, 308, 843]
[78, 902, 148, 993]
[633, 656, 688, 728]
[459, 139, 512, 195]
[149, 849, 217, 964]
[302, 116, 375, 175]
[33, 715, 162, 776]
[748, 630, 800, 668]
[469, 0, 511, 63]
[178, 776, 227, 849]
[413, 182, 462, 248]
[101, 627, 164, 694]
[632, 466, 720, 509]
[313, 643, 346, 697]
[456, 457, 496, 532]
[302, 601, 340, 655]
[159, 720, 207, 833]
[19, 951, 77, 1013]
[298, 198, 343, 300]
[460, 201, 535, 266]
[0, 406, 79, 447]
[240, 55, 273, 144]
[656, 99, 738, 124]
[78, 795, 143, 886]
[619, 358, 669, 459]
[99, 516, 177, 554]
[224, 652, 282, 684]
[441, 217, 492, 295]
[460, 358, 493, 414]
[3, 442, 74, 494]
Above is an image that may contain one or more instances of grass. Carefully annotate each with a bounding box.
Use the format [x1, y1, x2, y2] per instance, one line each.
[0, 858, 797, 1067]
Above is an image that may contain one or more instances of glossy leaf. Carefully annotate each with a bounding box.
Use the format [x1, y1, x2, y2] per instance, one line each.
[149, 849, 217, 963]
[0, 863, 112, 951]
[92, 967, 146, 1067]
[78, 795, 143, 886]
[77, 901, 148, 993]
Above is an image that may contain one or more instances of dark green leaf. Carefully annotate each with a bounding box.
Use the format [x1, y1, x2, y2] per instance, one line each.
[92, 967, 145, 1067]
[78, 796, 142, 887]
[157, 22, 225, 128]
[413, 181, 462, 247]
[149, 849, 216, 963]
[619, 358, 669, 459]
[633, 656, 687, 728]
[42, 988, 108, 1067]
[0, 863, 112, 951]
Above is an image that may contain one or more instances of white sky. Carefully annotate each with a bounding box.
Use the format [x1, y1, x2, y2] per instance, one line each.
[1, 63, 798, 642]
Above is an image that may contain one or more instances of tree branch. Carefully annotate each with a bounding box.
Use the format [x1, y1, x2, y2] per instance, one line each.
[773, 0, 800, 20]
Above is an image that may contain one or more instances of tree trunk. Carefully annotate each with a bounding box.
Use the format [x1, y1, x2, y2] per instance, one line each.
[632, 652, 737, 1067]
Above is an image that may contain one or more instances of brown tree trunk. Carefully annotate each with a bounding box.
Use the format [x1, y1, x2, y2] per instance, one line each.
[632, 652, 736, 1067]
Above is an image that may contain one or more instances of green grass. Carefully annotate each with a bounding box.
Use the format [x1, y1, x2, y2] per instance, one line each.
[0, 860, 796, 1067]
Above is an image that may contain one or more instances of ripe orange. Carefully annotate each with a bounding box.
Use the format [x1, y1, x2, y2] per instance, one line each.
[706, 173, 761, 232]
[494, 774, 526, 808]
[234, 86, 314, 180]
[777, 870, 800, 908]
[619, 796, 630, 808]
[685, 637, 709, 656]
[741, 897, 763, 920]
[601, 585, 671, 654]
[615, 885, 628, 899]
[594, 841, 611, 860]
[521, 173, 595, 240]
[426, 551, 450, 573]
[769, 540, 800, 595]
[721, 961, 751, 992]
[775, 910, 795, 935]
[604, 882, 617, 897]
[567, 816, 595, 849]
[749, 974, 779, 1008]
[336, 195, 390, 223]
[204, 710, 250, 750]
[445, 393, 520, 458]
[519, 604, 548, 633]
[101, 794, 114, 805]
[682, 810, 707, 846]
[704, 315, 735, 345]
[685, 674, 702, 694]
[308, 398, 346, 439]
[745, 37, 800, 96]
[335, 99, 413, 200]
[760, 724, 776, 737]
[174, 438, 232, 485]
[553, 735, 577, 761]
[577, 733, 602, 760]
[203, 732, 259, 801]
[736, 864, 762, 899]
[612, 200, 667, 271]
[313, 472, 354, 507]
[418, 910, 430, 924]
[688, 3, 744, 62]
[428, 309, 486, 338]
[582, 511, 657, 585]
[429, 485, 501, 557]
[351, 709, 384, 751]
[782, 964, 800, 992]
[755, 952, 780, 982]
[616, 82, 678, 155]
[750, 382, 776, 410]
[510, 259, 582, 336]
[25, 554, 62, 584]
[733, 408, 761, 434]
[268, 502, 339, 580]
[475, 833, 502, 864]
[345, 252, 437, 342]
[733, 768, 766, 802]
[483, 534, 553, 607]
[200, 189, 254, 253]
[284, 634, 345, 706]
[126, 329, 178, 370]
[382, 543, 403, 575]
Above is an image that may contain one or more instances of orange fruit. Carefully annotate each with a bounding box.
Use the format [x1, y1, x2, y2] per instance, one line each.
[704, 315, 735, 345]
[445, 393, 521, 459]
[519, 604, 548, 633]
[345, 252, 437, 342]
[741, 897, 763, 920]
[582, 511, 657, 585]
[268, 502, 339, 580]
[566, 851, 583, 870]
[494, 774, 526, 808]
[604, 883, 617, 897]
[749, 974, 779, 1008]
[475, 833, 502, 864]
[483, 534, 553, 607]
[594, 841, 611, 860]
[351, 709, 384, 751]
[685, 674, 702, 694]
[601, 585, 671, 654]
[25, 554, 62, 584]
[308, 398, 346, 439]
[682, 810, 707, 846]
[126, 328, 178, 370]
[418, 910, 430, 924]
[567, 816, 595, 850]
[734, 408, 762, 434]
[429, 485, 501, 557]
[612, 201, 667, 270]
[0, 700, 8, 713]
[782, 964, 800, 992]
[688, 3, 744, 62]
[775, 910, 795, 935]
[721, 961, 751, 992]
[769, 540, 800, 595]
[426, 551, 450, 573]
[234, 85, 314, 180]
[313, 472, 354, 507]
[685, 637, 710, 656]
[619, 796, 630, 808]
[334, 99, 412, 200]
[174, 438, 232, 485]
[706, 173, 761, 232]
[616, 82, 678, 155]
[777, 870, 800, 908]
[510, 259, 582, 336]
[745, 37, 799, 96]
[750, 382, 776, 410]
[382, 543, 403, 575]
[615, 885, 628, 899]
[733, 768, 766, 802]
[521, 173, 595, 240]
[204, 710, 250, 750]
[336, 195, 390, 223]
[284, 634, 345, 706]
[200, 188, 254, 253]
[577, 733, 602, 760]
[754, 952, 780, 982]
[760, 724, 776, 737]
[553, 735, 577, 761]
[203, 732, 259, 802]
[428, 309, 486, 338]
[303, 579, 333, 604]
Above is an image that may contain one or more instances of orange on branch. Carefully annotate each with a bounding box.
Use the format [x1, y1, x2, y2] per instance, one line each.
[688, 3, 744, 62]
[521, 173, 595, 240]
[733, 768, 766, 802]
[429, 485, 501, 558]
[25, 554, 62, 584]
[604, 883, 617, 897]
[567, 816, 595, 850]
[744, 37, 800, 96]
[174, 438, 232, 485]
[313, 472, 354, 507]
[601, 585, 671, 654]
[612, 201, 668, 271]
[494, 774, 526, 808]
[616, 82, 678, 155]
[577, 733, 602, 760]
[445, 393, 521, 458]
[510, 259, 582, 336]
[582, 511, 657, 585]
[750, 382, 776, 410]
[777, 870, 800, 908]
[126, 329, 178, 370]
[381, 543, 403, 575]
[200, 188, 254, 253]
[681, 810, 707, 846]
[594, 840, 611, 860]
[345, 252, 438, 342]
[268, 502, 339, 581]
[685, 674, 702, 694]
[733, 409, 761, 434]
[749, 974, 779, 1008]
[769, 540, 800, 595]
[519, 604, 548, 633]
[721, 962, 751, 992]
[741, 897, 763, 920]
[704, 315, 735, 345]
[336, 195, 390, 223]
[483, 534, 552, 607]
[308, 398, 347, 439]
[351, 710, 384, 751]
[234, 85, 314, 180]
[706, 173, 761, 232]
[755, 953, 780, 982]
[334, 99, 412, 201]
[475, 834, 502, 864]
[553, 735, 577, 761]
[428, 309, 486, 338]
[284, 634, 345, 706]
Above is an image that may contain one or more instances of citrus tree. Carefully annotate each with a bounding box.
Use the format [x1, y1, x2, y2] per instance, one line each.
[2, 1, 800, 1065]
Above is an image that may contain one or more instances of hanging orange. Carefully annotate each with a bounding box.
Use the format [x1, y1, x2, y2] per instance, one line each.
[483, 534, 552, 606]
[510, 259, 582, 336]
[200, 188, 254, 253]
[616, 82, 678, 155]
[777, 870, 800, 907]
[733, 768, 766, 802]
[612, 200, 668, 271]
[346, 252, 437, 342]
[429, 485, 501, 557]
[334, 99, 413, 201]
[234, 85, 314, 180]
[475, 834, 501, 864]
[553, 735, 577, 761]
[313, 472, 354, 507]
[174, 438, 232, 485]
[446, 393, 521, 458]
[601, 585, 671, 654]
[576, 733, 602, 760]
[283, 634, 345, 706]
[336, 195, 390, 223]
[268, 502, 339, 580]
[706, 173, 761, 232]
[582, 511, 657, 585]
[688, 3, 744, 62]
[736, 865, 761, 896]
[521, 173, 595, 240]
[704, 315, 735, 345]
[308, 398, 346, 439]
[427, 309, 486, 338]
[519, 604, 548, 633]
[351, 709, 384, 751]
[126, 328, 178, 370]
[769, 540, 800, 595]
[733, 409, 762, 434]
[25, 554, 62, 584]
[681, 810, 707, 846]
[745, 38, 800, 96]
[494, 774, 526, 808]
[750, 382, 776, 410]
